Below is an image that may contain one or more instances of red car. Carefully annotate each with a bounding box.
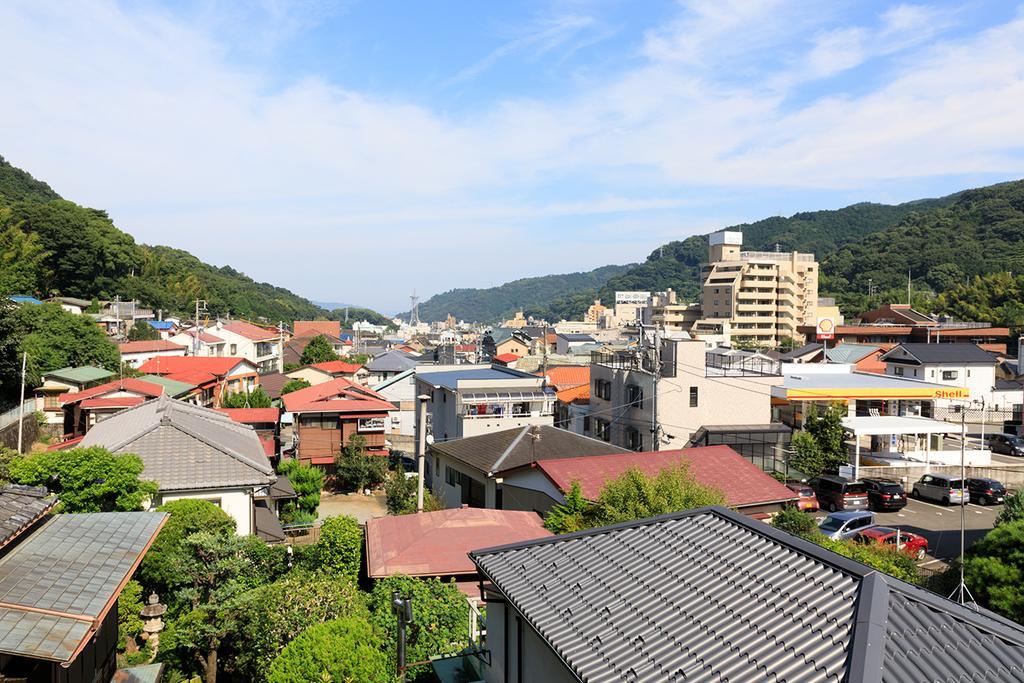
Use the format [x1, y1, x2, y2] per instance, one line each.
[854, 526, 929, 560]
[785, 483, 819, 512]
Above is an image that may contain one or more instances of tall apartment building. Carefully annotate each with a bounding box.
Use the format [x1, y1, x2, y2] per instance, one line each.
[700, 231, 819, 346]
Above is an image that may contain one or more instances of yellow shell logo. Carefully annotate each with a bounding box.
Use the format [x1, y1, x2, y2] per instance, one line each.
[817, 318, 834, 333]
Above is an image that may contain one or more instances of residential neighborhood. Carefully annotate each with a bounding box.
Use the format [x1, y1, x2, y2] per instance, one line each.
[5, 4, 1024, 681]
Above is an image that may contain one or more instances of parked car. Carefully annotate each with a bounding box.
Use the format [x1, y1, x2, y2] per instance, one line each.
[911, 473, 967, 505]
[854, 526, 929, 560]
[807, 475, 869, 512]
[965, 477, 1007, 505]
[862, 478, 907, 512]
[818, 510, 876, 540]
[988, 433, 1024, 457]
[785, 483, 819, 512]
[388, 451, 419, 479]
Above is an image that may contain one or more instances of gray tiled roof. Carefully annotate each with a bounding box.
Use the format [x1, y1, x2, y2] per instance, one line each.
[471, 507, 1024, 683]
[0, 485, 56, 548]
[367, 350, 419, 373]
[883, 343, 997, 365]
[0, 511, 166, 663]
[431, 425, 627, 476]
[80, 395, 275, 491]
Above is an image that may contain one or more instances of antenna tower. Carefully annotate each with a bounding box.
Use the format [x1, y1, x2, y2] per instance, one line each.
[409, 290, 420, 327]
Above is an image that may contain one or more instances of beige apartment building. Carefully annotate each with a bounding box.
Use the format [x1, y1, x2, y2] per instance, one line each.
[700, 231, 820, 346]
[587, 338, 781, 451]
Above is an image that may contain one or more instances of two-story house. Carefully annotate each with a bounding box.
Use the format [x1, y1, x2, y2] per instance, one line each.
[588, 338, 781, 451]
[880, 343, 998, 409]
[169, 328, 228, 357]
[118, 339, 188, 368]
[33, 366, 115, 425]
[415, 364, 555, 442]
[138, 356, 260, 407]
[216, 320, 281, 372]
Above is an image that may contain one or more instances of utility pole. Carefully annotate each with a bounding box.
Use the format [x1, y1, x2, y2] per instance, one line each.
[652, 327, 660, 451]
[415, 394, 429, 512]
[16, 352, 27, 453]
[193, 299, 207, 356]
[907, 270, 912, 306]
[392, 593, 413, 682]
[541, 323, 549, 377]
[949, 405, 974, 606]
[277, 321, 284, 373]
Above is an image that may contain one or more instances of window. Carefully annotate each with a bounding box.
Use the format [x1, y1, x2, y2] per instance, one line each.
[626, 384, 643, 407]
[43, 394, 60, 410]
[625, 427, 643, 451]
[593, 379, 611, 400]
[689, 386, 699, 408]
[583, 416, 591, 432]
[894, 366, 904, 376]
[594, 419, 610, 442]
[942, 370, 958, 381]
[230, 343, 237, 354]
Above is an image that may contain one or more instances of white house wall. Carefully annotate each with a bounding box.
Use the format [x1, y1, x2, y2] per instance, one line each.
[156, 488, 254, 535]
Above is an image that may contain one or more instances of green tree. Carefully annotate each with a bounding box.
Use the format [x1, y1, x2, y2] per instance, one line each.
[277, 458, 325, 523]
[817, 536, 921, 584]
[316, 515, 363, 579]
[590, 466, 725, 527]
[384, 470, 442, 515]
[996, 491, 1024, 527]
[0, 214, 50, 294]
[267, 616, 391, 683]
[300, 334, 340, 365]
[8, 447, 157, 513]
[0, 446, 17, 483]
[544, 481, 593, 534]
[335, 434, 387, 492]
[281, 378, 311, 395]
[139, 499, 236, 593]
[219, 386, 273, 408]
[803, 403, 849, 472]
[127, 322, 160, 341]
[964, 520, 1024, 623]
[367, 575, 470, 680]
[117, 579, 145, 651]
[789, 430, 827, 479]
[222, 574, 367, 681]
[770, 507, 819, 539]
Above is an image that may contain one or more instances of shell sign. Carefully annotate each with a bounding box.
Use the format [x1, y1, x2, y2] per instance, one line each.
[816, 317, 835, 340]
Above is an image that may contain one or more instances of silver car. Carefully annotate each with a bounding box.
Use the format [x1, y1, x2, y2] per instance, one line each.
[911, 474, 967, 505]
[817, 511, 876, 540]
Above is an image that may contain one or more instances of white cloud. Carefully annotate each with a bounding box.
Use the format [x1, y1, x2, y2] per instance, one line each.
[1, 0, 1023, 312]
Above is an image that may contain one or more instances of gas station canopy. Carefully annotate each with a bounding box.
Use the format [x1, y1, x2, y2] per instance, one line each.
[841, 416, 962, 436]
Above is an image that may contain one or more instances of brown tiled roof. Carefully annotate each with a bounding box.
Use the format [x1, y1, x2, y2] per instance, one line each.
[221, 320, 278, 341]
[118, 340, 187, 354]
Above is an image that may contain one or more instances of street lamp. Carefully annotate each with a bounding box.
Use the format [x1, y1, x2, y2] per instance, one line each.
[392, 592, 414, 680]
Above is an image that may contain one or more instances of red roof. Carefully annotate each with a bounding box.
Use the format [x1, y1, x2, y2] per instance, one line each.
[455, 344, 476, 352]
[139, 356, 254, 377]
[78, 396, 147, 409]
[293, 320, 341, 338]
[555, 384, 590, 404]
[283, 377, 394, 413]
[543, 366, 590, 388]
[179, 329, 225, 344]
[260, 436, 277, 456]
[47, 436, 84, 451]
[215, 408, 281, 423]
[60, 378, 165, 405]
[163, 370, 218, 386]
[311, 361, 365, 375]
[534, 446, 798, 509]
[493, 353, 520, 363]
[365, 508, 551, 578]
[221, 320, 278, 341]
[118, 340, 187, 354]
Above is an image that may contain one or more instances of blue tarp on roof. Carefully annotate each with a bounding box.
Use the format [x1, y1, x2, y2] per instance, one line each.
[8, 295, 42, 305]
[145, 320, 175, 330]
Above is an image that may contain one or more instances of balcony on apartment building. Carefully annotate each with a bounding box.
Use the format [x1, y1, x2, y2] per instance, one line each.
[705, 349, 781, 377]
[740, 251, 816, 262]
[458, 393, 553, 420]
[591, 350, 678, 379]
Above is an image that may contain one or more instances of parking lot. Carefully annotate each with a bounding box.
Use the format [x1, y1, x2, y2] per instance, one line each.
[815, 497, 1003, 565]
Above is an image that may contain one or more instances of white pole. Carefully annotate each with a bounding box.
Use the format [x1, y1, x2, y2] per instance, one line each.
[854, 438, 860, 481]
[17, 351, 27, 453]
[415, 394, 429, 512]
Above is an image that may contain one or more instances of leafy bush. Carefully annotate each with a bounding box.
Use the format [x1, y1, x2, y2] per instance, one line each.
[591, 466, 724, 527]
[219, 386, 273, 408]
[316, 515, 363, 579]
[139, 499, 236, 593]
[384, 470, 441, 515]
[367, 575, 469, 680]
[996, 491, 1024, 527]
[964, 520, 1024, 623]
[117, 580, 145, 649]
[267, 616, 391, 683]
[544, 481, 592, 534]
[9, 447, 157, 513]
[300, 334, 340, 365]
[770, 507, 818, 539]
[334, 435, 387, 492]
[222, 574, 367, 681]
[278, 458, 325, 522]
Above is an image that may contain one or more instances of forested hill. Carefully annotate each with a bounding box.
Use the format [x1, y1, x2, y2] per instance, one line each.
[405, 264, 633, 323]
[0, 155, 389, 324]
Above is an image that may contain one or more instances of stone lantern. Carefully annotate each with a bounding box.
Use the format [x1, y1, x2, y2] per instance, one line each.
[139, 592, 167, 655]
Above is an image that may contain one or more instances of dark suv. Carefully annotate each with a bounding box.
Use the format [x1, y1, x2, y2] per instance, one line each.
[862, 478, 907, 512]
[965, 478, 1007, 505]
[988, 433, 1024, 457]
[807, 475, 869, 512]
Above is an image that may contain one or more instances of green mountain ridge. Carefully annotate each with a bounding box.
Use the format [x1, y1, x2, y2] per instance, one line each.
[0, 155, 391, 326]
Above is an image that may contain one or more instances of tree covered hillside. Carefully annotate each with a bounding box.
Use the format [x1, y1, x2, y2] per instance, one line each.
[407, 263, 633, 323]
[0, 155, 387, 323]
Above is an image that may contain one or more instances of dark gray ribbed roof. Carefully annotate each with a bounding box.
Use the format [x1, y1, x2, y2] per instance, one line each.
[882, 343, 996, 365]
[367, 350, 419, 373]
[471, 506, 1024, 683]
[0, 485, 56, 548]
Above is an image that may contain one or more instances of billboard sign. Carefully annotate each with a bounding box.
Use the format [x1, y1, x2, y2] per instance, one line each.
[615, 291, 650, 305]
[816, 317, 835, 340]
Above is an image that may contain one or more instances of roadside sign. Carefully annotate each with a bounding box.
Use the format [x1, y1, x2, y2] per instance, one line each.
[816, 317, 835, 340]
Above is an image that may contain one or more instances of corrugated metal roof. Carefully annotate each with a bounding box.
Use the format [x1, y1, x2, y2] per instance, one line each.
[825, 343, 882, 364]
[882, 343, 997, 365]
[41, 366, 115, 385]
[471, 507, 1024, 683]
[0, 512, 166, 663]
[417, 366, 542, 390]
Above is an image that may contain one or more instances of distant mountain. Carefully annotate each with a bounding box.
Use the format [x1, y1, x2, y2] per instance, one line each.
[0, 155, 391, 325]
[403, 264, 634, 323]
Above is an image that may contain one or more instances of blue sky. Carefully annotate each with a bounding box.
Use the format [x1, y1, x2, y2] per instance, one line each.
[2, 0, 1024, 314]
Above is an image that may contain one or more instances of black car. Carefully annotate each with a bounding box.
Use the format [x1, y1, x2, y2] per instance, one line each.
[388, 451, 416, 474]
[988, 433, 1024, 457]
[862, 478, 907, 511]
[965, 477, 1007, 505]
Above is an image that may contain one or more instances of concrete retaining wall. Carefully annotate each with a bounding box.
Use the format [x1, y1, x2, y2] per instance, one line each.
[0, 414, 39, 453]
[859, 463, 1024, 490]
